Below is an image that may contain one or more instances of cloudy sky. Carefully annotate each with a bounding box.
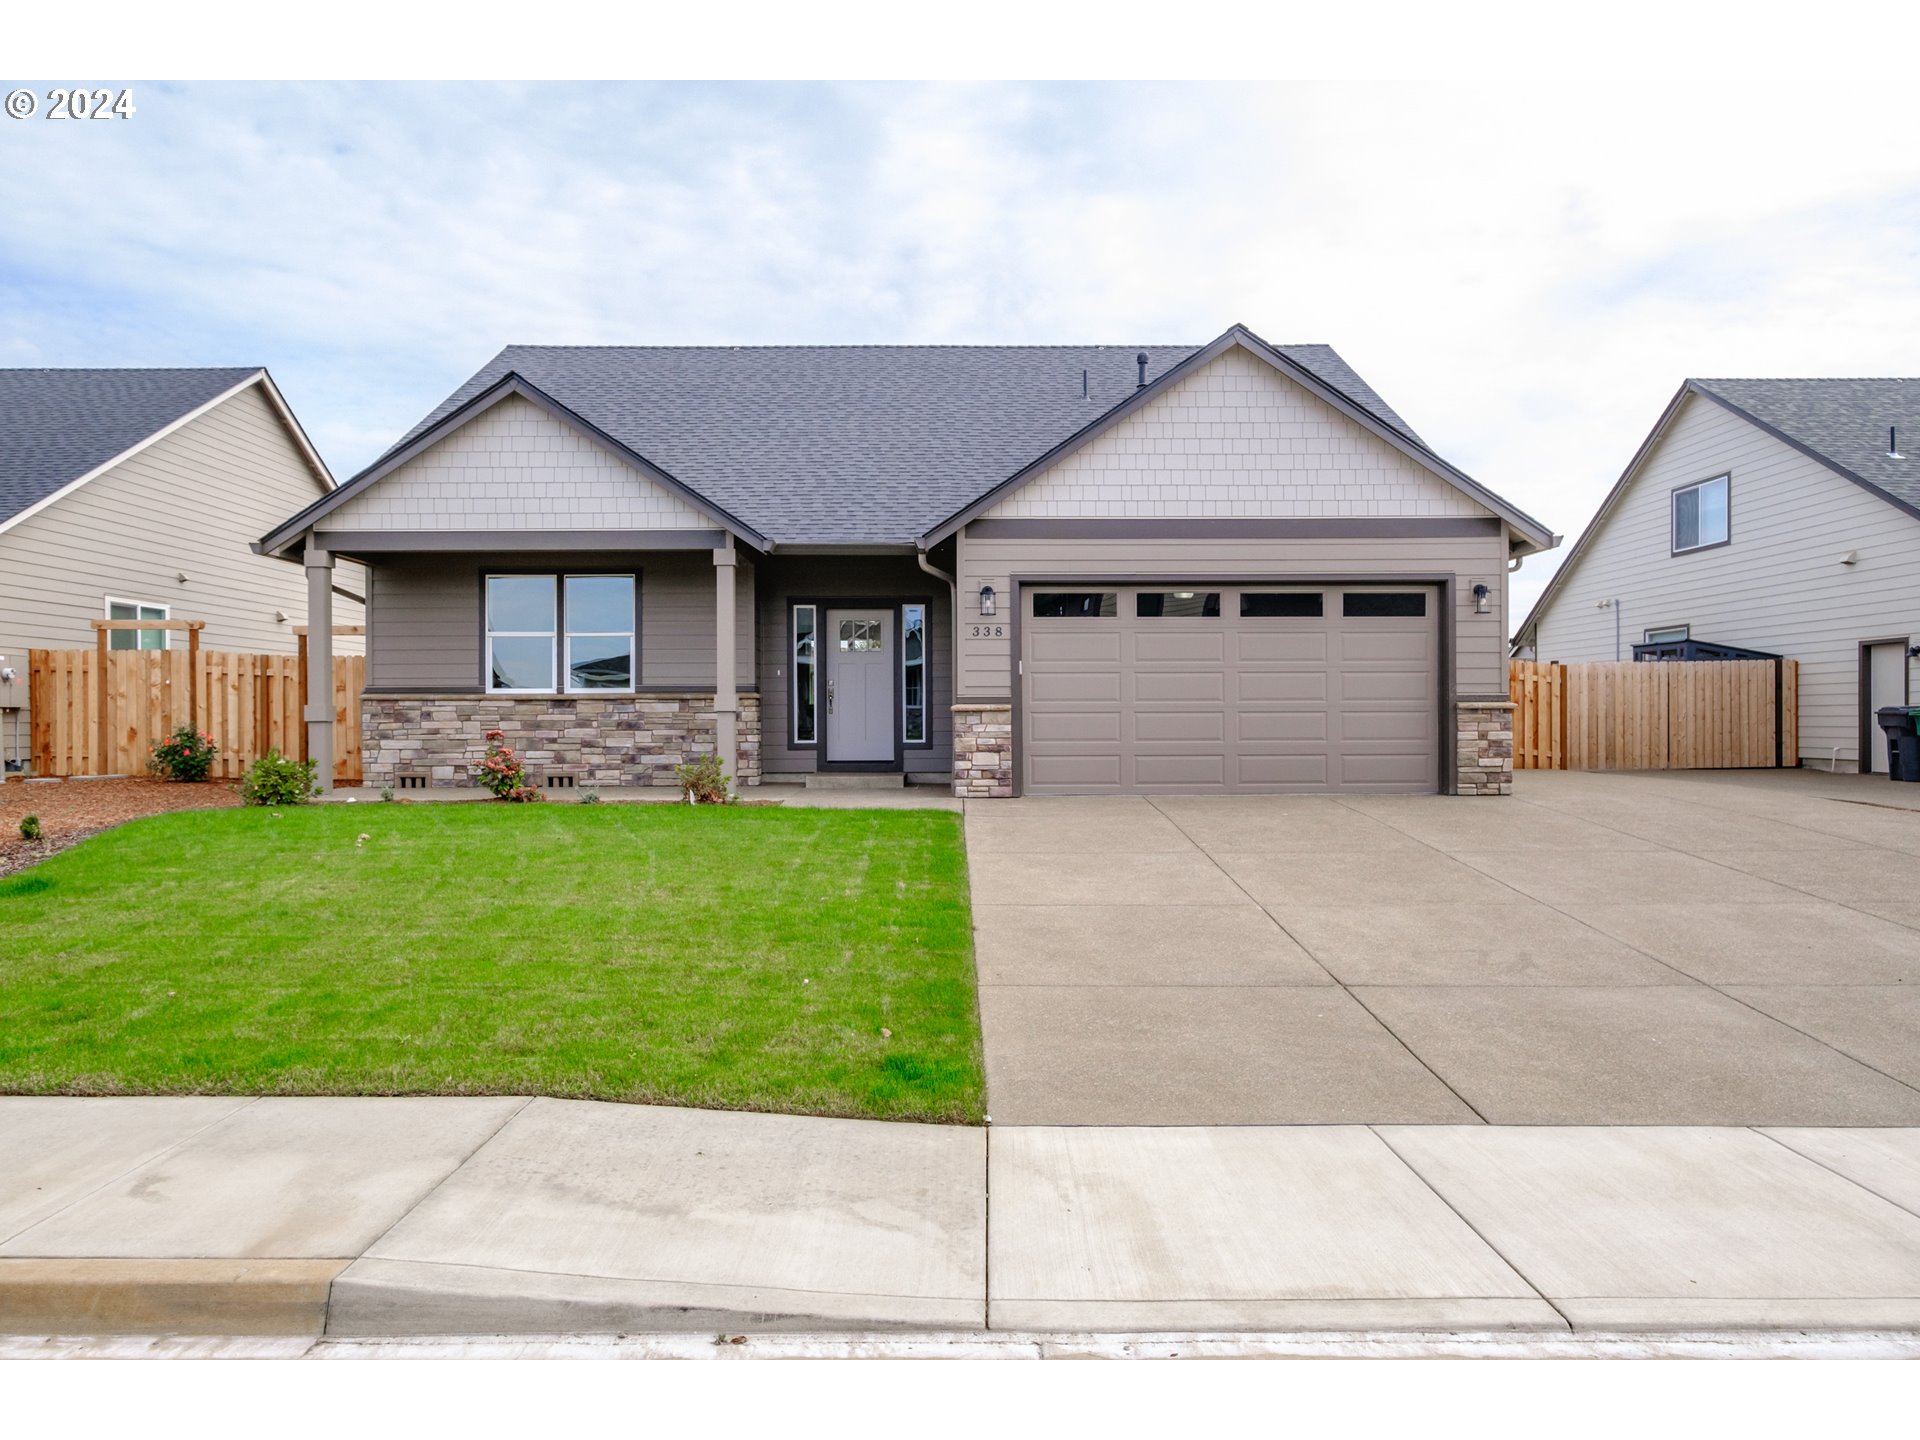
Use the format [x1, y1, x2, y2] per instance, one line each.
[3, 72, 1917, 615]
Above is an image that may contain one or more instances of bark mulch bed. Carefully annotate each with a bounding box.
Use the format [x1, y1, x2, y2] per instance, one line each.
[0, 776, 240, 878]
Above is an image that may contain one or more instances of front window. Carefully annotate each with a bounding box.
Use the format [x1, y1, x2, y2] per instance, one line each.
[902, 603, 926, 744]
[793, 604, 817, 743]
[106, 598, 168, 651]
[486, 573, 636, 693]
[1673, 475, 1730, 553]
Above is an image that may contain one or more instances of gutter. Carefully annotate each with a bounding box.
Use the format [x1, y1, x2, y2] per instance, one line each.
[917, 548, 959, 735]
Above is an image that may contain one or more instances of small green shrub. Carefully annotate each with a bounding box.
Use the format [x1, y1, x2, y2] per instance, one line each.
[674, 752, 732, 804]
[474, 729, 543, 802]
[148, 725, 218, 783]
[578, 789, 602, 805]
[19, 813, 41, 841]
[379, 785, 396, 803]
[239, 750, 319, 806]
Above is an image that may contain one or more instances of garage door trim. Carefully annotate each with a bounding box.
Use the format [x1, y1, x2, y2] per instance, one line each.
[1006, 573, 1457, 797]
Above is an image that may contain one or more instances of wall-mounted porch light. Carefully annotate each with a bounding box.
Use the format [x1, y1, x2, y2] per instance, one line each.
[979, 584, 996, 617]
[1472, 582, 1492, 615]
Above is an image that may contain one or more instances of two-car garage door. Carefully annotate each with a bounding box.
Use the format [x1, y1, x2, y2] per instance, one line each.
[1021, 584, 1440, 794]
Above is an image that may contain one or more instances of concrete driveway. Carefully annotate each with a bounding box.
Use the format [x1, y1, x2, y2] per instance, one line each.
[968, 769, 1920, 1126]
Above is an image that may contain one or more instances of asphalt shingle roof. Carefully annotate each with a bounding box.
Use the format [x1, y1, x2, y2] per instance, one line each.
[1693, 377, 1920, 515]
[387, 343, 1427, 546]
[0, 367, 261, 525]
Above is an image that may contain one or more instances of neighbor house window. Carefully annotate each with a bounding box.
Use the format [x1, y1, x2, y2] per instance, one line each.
[485, 573, 637, 694]
[563, 575, 635, 691]
[902, 603, 927, 744]
[106, 598, 168, 651]
[793, 604, 817, 743]
[1644, 625, 1690, 644]
[1673, 475, 1730, 553]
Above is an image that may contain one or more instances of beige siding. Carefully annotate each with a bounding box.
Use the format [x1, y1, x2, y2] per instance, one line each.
[754, 555, 953, 775]
[983, 348, 1485, 521]
[956, 534, 1507, 700]
[366, 551, 751, 693]
[1532, 393, 1920, 767]
[326, 395, 709, 531]
[0, 384, 360, 762]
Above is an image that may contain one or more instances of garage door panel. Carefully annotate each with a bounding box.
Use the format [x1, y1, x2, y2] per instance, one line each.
[1133, 710, 1227, 742]
[1022, 583, 1437, 795]
[1238, 671, 1330, 703]
[1237, 633, 1329, 662]
[1134, 633, 1226, 663]
[1029, 711, 1124, 743]
[1031, 671, 1122, 703]
[1237, 711, 1329, 741]
[1134, 671, 1225, 703]
[1030, 631, 1122, 662]
[1135, 754, 1230, 787]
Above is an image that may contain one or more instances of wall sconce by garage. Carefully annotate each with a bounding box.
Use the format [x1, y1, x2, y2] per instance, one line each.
[978, 584, 997, 617]
[1472, 582, 1492, 615]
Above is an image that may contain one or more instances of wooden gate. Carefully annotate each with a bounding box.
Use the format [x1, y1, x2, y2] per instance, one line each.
[1509, 659, 1797, 771]
[28, 645, 364, 783]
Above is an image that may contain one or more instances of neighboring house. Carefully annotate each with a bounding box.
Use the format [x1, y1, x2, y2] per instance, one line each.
[0, 368, 364, 772]
[257, 324, 1555, 797]
[1514, 378, 1920, 773]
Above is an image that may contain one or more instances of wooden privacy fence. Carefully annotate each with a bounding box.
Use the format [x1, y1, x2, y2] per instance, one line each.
[29, 636, 364, 783]
[1509, 659, 1798, 771]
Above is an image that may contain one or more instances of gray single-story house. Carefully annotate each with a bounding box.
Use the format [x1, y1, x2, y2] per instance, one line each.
[1514, 377, 1920, 773]
[257, 324, 1555, 797]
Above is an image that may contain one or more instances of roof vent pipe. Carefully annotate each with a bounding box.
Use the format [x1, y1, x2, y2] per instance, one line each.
[1891, 426, 1905, 460]
[1136, 352, 1148, 388]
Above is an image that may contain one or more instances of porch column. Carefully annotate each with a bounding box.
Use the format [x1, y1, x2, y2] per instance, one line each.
[304, 541, 335, 793]
[713, 538, 737, 786]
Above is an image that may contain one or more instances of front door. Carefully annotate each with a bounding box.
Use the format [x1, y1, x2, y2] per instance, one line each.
[826, 609, 893, 763]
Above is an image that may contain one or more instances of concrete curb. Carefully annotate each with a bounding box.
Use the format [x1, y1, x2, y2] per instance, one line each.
[0, 1259, 347, 1337]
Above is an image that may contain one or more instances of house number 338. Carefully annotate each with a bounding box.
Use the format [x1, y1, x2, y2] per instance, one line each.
[969, 624, 1004, 638]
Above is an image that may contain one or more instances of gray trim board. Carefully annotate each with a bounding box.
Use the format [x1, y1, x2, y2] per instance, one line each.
[919, 324, 1557, 552]
[316, 528, 726, 554]
[259, 373, 768, 556]
[964, 517, 1503, 541]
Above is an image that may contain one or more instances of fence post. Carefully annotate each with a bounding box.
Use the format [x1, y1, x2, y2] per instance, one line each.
[94, 623, 108, 775]
[187, 623, 201, 735]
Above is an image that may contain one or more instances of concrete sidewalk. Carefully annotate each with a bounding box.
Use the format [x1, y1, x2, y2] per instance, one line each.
[7, 1097, 1920, 1339]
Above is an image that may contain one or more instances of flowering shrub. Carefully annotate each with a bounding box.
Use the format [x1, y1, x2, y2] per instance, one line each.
[149, 725, 218, 783]
[674, 752, 732, 804]
[474, 728, 544, 802]
[239, 750, 319, 806]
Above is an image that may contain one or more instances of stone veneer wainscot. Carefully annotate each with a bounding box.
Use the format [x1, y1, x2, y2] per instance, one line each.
[1455, 700, 1514, 796]
[364, 693, 761, 789]
[952, 704, 1013, 798]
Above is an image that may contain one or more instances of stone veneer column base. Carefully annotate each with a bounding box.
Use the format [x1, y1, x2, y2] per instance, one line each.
[1455, 700, 1514, 796]
[363, 693, 760, 790]
[952, 704, 1013, 798]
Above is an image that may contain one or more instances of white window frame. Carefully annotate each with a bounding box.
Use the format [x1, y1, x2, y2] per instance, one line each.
[485, 574, 558, 695]
[1644, 625, 1691, 644]
[105, 596, 169, 651]
[792, 603, 818, 745]
[561, 574, 636, 695]
[902, 602, 927, 745]
[1672, 474, 1730, 554]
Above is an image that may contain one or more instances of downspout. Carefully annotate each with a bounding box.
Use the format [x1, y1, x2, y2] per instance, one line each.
[917, 547, 957, 769]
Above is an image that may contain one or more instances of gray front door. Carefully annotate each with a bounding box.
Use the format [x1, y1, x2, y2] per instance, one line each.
[826, 609, 893, 762]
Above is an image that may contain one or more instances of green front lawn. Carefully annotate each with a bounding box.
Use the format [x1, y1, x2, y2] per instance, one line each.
[0, 803, 983, 1123]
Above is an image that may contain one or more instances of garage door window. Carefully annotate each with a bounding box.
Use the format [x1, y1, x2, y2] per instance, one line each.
[1343, 592, 1426, 617]
[1032, 592, 1117, 618]
[1135, 591, 1220, 618]
[1240, 593, 1323, 618]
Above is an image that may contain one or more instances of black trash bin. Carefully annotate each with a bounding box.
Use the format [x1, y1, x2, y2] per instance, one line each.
[1876, 707, 1920, 782]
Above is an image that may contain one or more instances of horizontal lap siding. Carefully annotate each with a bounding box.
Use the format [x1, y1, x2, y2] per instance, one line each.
[956, 534, 1507, 699]
[755, 555, 952, 774]
[368, 551, 752, 691]
[1533, 393, 1920, 767]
